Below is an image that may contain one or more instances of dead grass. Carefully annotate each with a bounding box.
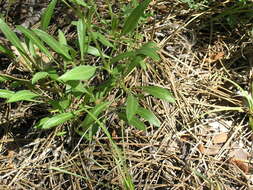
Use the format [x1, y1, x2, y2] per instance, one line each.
[1, 0, 253, 189]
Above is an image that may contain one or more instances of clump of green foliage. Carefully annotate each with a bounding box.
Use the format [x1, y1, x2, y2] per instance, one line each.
[0, 1, 176, 188]
[0, 0, 175, 138]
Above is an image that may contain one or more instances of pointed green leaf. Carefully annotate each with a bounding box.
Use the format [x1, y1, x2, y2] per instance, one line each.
[58, 65, 96, 82]
[125, 55, 144, 76]
[49, 166, 88, 179]
[40, 112, 75, 129]
[47, 68, 59, 80]
[87, 46, 110, 58]
[141, 42, 159, 49]
[28, 39, 36, 57]
[0, 76, 10, 82]
[129, 116, 146, 130]
[137, 48, 160, 61]
[77, 18, 86, 60]
[137, 42, 160, 61]
[34, 117, 50, 129]
[249, 116, 253, 131]
[0, 44, 15, 58]
[139, 59, 147, 70]
[16, 25, 52, 59]
[7, 90, 39, 103]
[111, 51, 135, 64]
[49, 98, 70, 111]
[65, 81, 88, 95]
[137, 107, 160, 127]
[0, 89, 15, 98]
[126, 94, 139, 122]
[41, 0, 58, 30]
[56, 131, 67, 136]
[0, 18, 25, 52]
[32, 72, 49, 84]
[122, 0, 152, 35]
[93, 32, 114, 48]
[58, 29, 67, 45]
[142, 86, 175, 103]
[81, 102, 110, 131]
[33, 29, 72, 60]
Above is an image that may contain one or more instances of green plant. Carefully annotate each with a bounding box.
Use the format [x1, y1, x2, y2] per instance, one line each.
[0, 1, 175, 187]
[0, 0, 175, 136]
[200, 76, 253, 131]
[223, 78, 253, 130]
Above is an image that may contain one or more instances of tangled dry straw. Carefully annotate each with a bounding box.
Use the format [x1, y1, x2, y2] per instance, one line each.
[1, 0, 253, 189]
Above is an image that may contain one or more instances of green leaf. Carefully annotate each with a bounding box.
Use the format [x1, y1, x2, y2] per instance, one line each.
[141, 41, 159, 50]
[49, 98, 70, 111]
[129, 116, 146, 130]
[137, 48, 160, 60]
[0, 44, 15, 58]
[125, 55, 144, 76]
[7, 90, 39, 103]
[139, 59, 147, 70]
[111, 51, 135, 64]
[0, 89, 15, 98]
[249, 116, 253, 131]
[126, 94, 139, 122]
[17, 25, 53, 59]
[95, 78, 116, 99]
[56, 131, 67, 136]
[81, 102, 110, 131]
[65, 81, 88, 95]
[33, 29, 72, 60]
[47, 68, 59, 80]
[137, 43, 160, 61]
[58, 65, 96, 82]
[34, 117, 50, 129]
[32, 72, 49, 84]
[0, 76, 10, 82]
[135, 42, 160, 61]
[93, 32, 114, 48]
[65, 80, 81, 89]
[137, 107, 160, 127]
[40, 112, 75, 129]
[122, 0, 152, 35]
[49, 166, 88, 179]
[142, 86, 175, 103]
[41, 0, 58, 30]
[0, 18, 25, 52]
[28, 39, 36, 57]
[10, 81, 25, 89]
[58, 29, 67, 45]
[77, 18, 86, 60]
[111, 15, 119, 33]
[87, 46, 110, 58]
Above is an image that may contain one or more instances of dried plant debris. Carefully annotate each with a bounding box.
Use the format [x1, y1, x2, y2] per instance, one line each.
[229, 142, 250, 174]
[0, 0, 253, 189]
